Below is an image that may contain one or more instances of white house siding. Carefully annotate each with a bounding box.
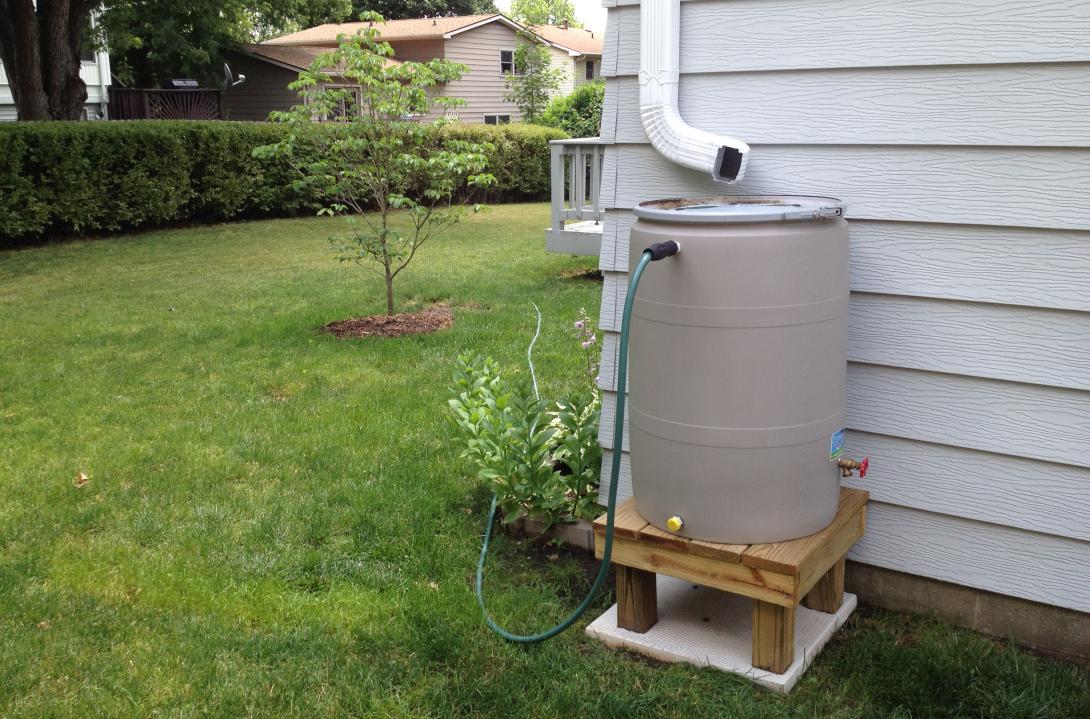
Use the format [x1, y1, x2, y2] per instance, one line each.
[0, 52, 111, 120]
[443, 22, 524, 122]
[548, 46, 574, 97]
[595, 0, 1090, 614]
[574, 57, 600, 87]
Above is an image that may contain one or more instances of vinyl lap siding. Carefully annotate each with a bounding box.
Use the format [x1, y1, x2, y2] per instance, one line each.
[595, 0, 1090, 613]
[388, 38, 445, 63]
[222, 54, 301, 121]
[548, 46, 574, 97]
[574, 58, 600, 87]
[443, 22, 523, 122]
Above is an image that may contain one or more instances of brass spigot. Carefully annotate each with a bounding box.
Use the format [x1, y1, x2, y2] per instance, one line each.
[838, 457, 869, 478]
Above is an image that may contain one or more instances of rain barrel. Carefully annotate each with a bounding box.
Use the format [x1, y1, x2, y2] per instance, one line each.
[627, 196, 849, 544]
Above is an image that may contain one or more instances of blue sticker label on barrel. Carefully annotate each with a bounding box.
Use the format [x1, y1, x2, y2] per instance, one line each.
[829, 429, 845, 461]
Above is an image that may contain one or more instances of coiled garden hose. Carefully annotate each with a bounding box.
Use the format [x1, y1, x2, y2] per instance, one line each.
[475, 241, 680, 643]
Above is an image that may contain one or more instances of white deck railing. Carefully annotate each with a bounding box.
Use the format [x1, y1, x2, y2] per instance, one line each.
[550, 138, 605, 227]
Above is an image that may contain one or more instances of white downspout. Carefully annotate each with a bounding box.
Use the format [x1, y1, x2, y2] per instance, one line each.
[639, 0, 749, 182]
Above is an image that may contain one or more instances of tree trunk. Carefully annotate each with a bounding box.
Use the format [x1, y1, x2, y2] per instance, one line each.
[384, 269, 395, 316]
[0, 0, 94, 121]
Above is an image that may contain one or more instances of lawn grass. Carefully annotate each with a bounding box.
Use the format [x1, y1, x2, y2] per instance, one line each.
[1, 203, 1087, 718]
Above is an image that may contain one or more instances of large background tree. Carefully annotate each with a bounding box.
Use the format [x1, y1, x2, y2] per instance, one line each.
[510, 0, 579, 27]
[0, 0, 503, 120]
[351, 1, 496, 20]
[99, 0, 354, 88]
[99, 1, 499, 89]
[0, 0, 102, 120]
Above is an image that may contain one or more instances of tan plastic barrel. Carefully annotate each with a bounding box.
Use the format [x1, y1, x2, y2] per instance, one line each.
[627, 196, 848, 544]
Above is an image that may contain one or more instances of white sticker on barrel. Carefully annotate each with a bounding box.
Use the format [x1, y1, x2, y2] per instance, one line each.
[829, 429, 845, 461]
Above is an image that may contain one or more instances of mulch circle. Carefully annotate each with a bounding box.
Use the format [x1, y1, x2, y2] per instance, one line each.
[321, 304, 453, 339]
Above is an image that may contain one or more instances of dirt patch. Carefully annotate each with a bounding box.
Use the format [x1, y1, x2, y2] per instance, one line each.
[321, 304, 453, 339]
[560, 267, 603, 282]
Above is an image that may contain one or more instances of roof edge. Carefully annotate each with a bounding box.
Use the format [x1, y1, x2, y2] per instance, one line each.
[235, 45, 312, 72]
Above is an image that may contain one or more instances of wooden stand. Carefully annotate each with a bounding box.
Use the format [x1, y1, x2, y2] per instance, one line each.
[593, 488, 868, 674]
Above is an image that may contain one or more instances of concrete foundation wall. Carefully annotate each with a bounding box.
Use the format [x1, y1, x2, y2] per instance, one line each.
[847, 561, 1090, 661]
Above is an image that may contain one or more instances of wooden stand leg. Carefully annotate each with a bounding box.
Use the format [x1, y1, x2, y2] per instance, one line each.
[752, 600, 795, 673]
[616, 565, 658, 633]
[802, 557, 846, 613]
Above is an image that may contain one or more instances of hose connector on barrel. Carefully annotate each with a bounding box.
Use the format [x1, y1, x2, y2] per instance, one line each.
[645, 240, 681, 261]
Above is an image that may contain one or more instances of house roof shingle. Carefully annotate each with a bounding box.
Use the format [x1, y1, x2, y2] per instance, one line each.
[242, 43, 401, 71]
[264, 14, 509, 46]
[242, 44, 328, 70]
[530, 24, 604, 56]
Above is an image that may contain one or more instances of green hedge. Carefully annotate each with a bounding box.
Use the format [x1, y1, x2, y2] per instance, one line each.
[0, 121, 310, 243]
[438, 123, 568, 202]
[0, 120, 567, 244]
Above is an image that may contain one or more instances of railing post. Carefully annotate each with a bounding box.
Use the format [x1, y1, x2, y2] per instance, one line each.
[550, 142, 565, 233]
[575, 144, 587, 220]
[591, 144, 603, 222]
[567, 145, 578, 219]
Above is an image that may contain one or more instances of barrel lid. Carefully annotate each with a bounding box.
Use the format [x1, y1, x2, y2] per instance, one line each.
[634, 196, 845, 224]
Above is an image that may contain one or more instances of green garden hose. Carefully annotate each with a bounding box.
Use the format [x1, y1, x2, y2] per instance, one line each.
[475, 242, 679, 643]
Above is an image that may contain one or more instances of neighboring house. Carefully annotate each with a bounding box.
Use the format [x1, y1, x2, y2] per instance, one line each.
[0, 16, 111, 121]
[226, 14, 598, 123]
[531, 22, 603, 97]
[593, 0, 1090, 655]
[223, 44, 401, 122]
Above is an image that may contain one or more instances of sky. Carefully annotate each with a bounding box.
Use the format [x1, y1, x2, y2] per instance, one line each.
[493, 0, 608, 32]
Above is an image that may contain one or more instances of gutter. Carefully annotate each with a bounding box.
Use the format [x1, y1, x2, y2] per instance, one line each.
[639, 0, 749, 182]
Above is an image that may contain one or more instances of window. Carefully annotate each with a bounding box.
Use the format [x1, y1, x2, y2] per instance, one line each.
[500, 50, 514, 75]
[79, 18, 95, 62]
[484, 114, 511, 125]
[316, 85, 362, 121]
[585, 60, 595, 81]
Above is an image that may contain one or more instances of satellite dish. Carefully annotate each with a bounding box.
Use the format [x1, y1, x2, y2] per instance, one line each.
[223, 62, 246, 88]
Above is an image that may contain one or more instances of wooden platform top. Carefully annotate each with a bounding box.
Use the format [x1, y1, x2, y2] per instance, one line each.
[594, 488, 869, 577]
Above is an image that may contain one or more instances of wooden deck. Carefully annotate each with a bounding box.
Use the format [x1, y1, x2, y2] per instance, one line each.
[545, 220, 603, 256]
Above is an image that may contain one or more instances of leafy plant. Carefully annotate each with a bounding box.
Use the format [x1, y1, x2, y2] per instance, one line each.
[449, 355, 565, 525]
[448, 347, 601, 528]
[255, 12, 496, 316]
[549, 389, 602, 520]
[540, 80, 604, 138]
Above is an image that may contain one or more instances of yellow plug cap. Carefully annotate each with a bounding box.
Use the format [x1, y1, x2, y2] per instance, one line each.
[666, 515, 684, 533]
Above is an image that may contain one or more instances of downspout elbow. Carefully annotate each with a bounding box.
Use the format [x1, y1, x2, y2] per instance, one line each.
[639, 0, 750, 183]
[640, 102, 749, 183]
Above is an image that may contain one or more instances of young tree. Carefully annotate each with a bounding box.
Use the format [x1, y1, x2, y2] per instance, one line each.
[0, 0, 103, 120]
[255, 13, 495, 317]
[510, 0, 579, 27]
[502, 38, 564, 124]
